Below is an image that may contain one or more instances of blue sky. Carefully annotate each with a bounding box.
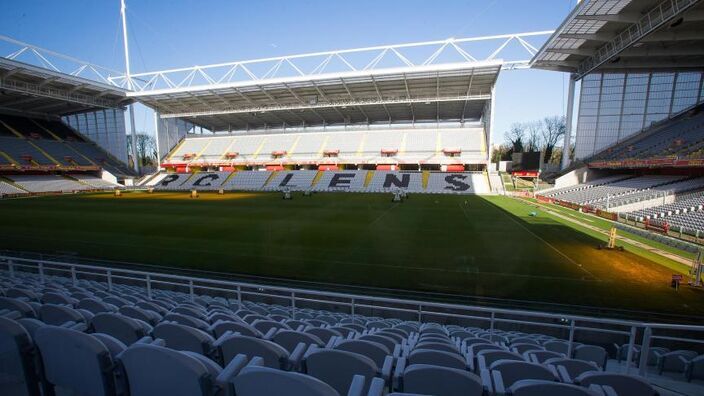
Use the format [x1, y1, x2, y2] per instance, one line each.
[1, 0, 577, 142]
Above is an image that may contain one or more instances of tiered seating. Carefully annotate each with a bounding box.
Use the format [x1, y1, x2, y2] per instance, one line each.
[0, 180, 25, 195]
[366, 172, 424, 193]
[661, 210, 704, 234]
[607, 177, 704, 208]
[544, 175, 687, 207]
[426, 172, 489, 194]
[542, 175, 631, 198]
[311, 170, 368, 192]
[149, 170, 492, 194]
[163, 127, 486, 167]
[629, 193, 704, 221]
[67, 141, 133, 175]
[0, 114, 133, 176]
[31, 140, 92, 166]
[7, 175, 89, 193]
[263, 171, 318, 191]
[1, 266, 688, 395]
[0, 136, 55, 165]
[590, 106, 704, 164]
[226, 171, 272, 190]
[69, 174, 119, 189]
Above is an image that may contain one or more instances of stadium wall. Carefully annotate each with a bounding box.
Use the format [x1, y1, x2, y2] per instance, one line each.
[63, 109, 129, 165]
[574, 70, 704, 160]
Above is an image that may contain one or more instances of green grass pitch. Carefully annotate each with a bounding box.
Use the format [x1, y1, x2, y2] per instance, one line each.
[1, 191, 702, 319]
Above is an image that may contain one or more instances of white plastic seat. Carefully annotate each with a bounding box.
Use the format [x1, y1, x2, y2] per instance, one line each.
[395, 363, 483, 396]
[209, 319, 263, 338]
[152, 322, 215, 356]
[34, 325, 124, 396]
[233, 365, 373, 396]
[214, 333, 304, 370]
[573, 345, 608, 370]
[305, 348, 392, 395]
[91, 312, 152, 345]
[273, 330, 325, 353]
[576, 372, 657, 396]
[509, 379, 602, 396]
[334, 339, 393, 368]
[119, 343, 255, 396]
[0, 317, 41, 396]
[545, 357, 600, 383]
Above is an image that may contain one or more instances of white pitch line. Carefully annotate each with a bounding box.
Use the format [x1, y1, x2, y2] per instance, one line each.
[461, 202, 601, 281]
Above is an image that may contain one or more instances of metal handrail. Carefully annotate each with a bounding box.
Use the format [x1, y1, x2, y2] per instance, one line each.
[2, 254, 703, 378]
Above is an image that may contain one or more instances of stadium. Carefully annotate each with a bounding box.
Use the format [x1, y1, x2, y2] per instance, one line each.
[0, 0, 704, 395]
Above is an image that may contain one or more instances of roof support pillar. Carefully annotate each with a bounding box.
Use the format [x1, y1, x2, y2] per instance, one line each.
[128, 104, 140, 174]
[561, 74, 577, 170]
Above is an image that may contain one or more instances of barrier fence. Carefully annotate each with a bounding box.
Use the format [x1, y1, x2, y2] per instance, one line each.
[1, 254, 703, 378]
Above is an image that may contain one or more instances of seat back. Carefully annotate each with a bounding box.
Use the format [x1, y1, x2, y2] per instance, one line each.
[233, 366, 338, 396]
[545, 358, 599, 380]
[543, 340, 570, 355]
[35, 326, 119, 396]
[38, 304, 84, 325]
[305, 349, 377, 395]
[358, 334, 397, 352]
[305, 327, 342, 344]
[210, 320, 262, 338]
[479, 350, 523, 367]
[510, 379, 598, 396]
[163, 313, 210, 331]
[526, 350, 564, 363]
[78, 298, 116, 314]
[92, 313, 150, 345]
[119, 343, 216, 396]
[217, 334, 288, 368]
[573, 345, 608, 369]
[402, 364, 483, 396]
[0, 297, 36, 318]
[273, 330, 324, 353]
[576, 372, 657, 396]
[490, 360, 556, 388]
[408, 349, 466, 370]
[0, 317, 41, 396]
[153, 322, 214, 355]
[334, 339, 390, 368]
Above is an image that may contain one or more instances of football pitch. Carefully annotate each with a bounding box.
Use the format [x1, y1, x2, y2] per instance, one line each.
[1, 191, 702, 319]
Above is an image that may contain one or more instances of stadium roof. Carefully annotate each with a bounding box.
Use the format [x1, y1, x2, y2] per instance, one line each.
[0, 35, 131, 118]
[531, 0, 704, 79]
[116, 32, 552, 131]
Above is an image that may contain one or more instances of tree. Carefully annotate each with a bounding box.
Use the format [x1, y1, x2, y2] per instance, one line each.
[540, 116, 566, 164]
[127, 133, 157, 167]
[525, 121, 542, 152]
[504, 123, 526, 153]
[491, 144, 512, 163]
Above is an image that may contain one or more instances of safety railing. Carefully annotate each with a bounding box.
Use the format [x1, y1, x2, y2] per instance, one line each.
[2, 254, 703, 379]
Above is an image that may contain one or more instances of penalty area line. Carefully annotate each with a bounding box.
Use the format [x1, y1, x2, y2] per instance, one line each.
[459, 202, 602, 281]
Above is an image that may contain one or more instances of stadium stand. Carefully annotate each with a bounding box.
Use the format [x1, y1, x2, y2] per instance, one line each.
[541, 175, 689, 207]
[147, 170, 491, 194]
[589, 106, 704, 167]
[0, 114, 134, 177]
[0, 174, 117, 196]
[7, 175, 90, 193]
[161, 127, 486, 169]
[1, 256, 701, 396]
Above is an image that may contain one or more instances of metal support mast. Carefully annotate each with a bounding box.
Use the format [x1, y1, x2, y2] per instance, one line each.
[561, 74, 576, 170]
[121, 0, 140, 174]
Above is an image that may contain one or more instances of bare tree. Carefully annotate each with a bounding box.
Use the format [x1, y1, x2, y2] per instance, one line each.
[127, 133, 157, 166]
[504, 123, 526, 153]
[540, 116, 566, 164]
[525, 121, 542, 152]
